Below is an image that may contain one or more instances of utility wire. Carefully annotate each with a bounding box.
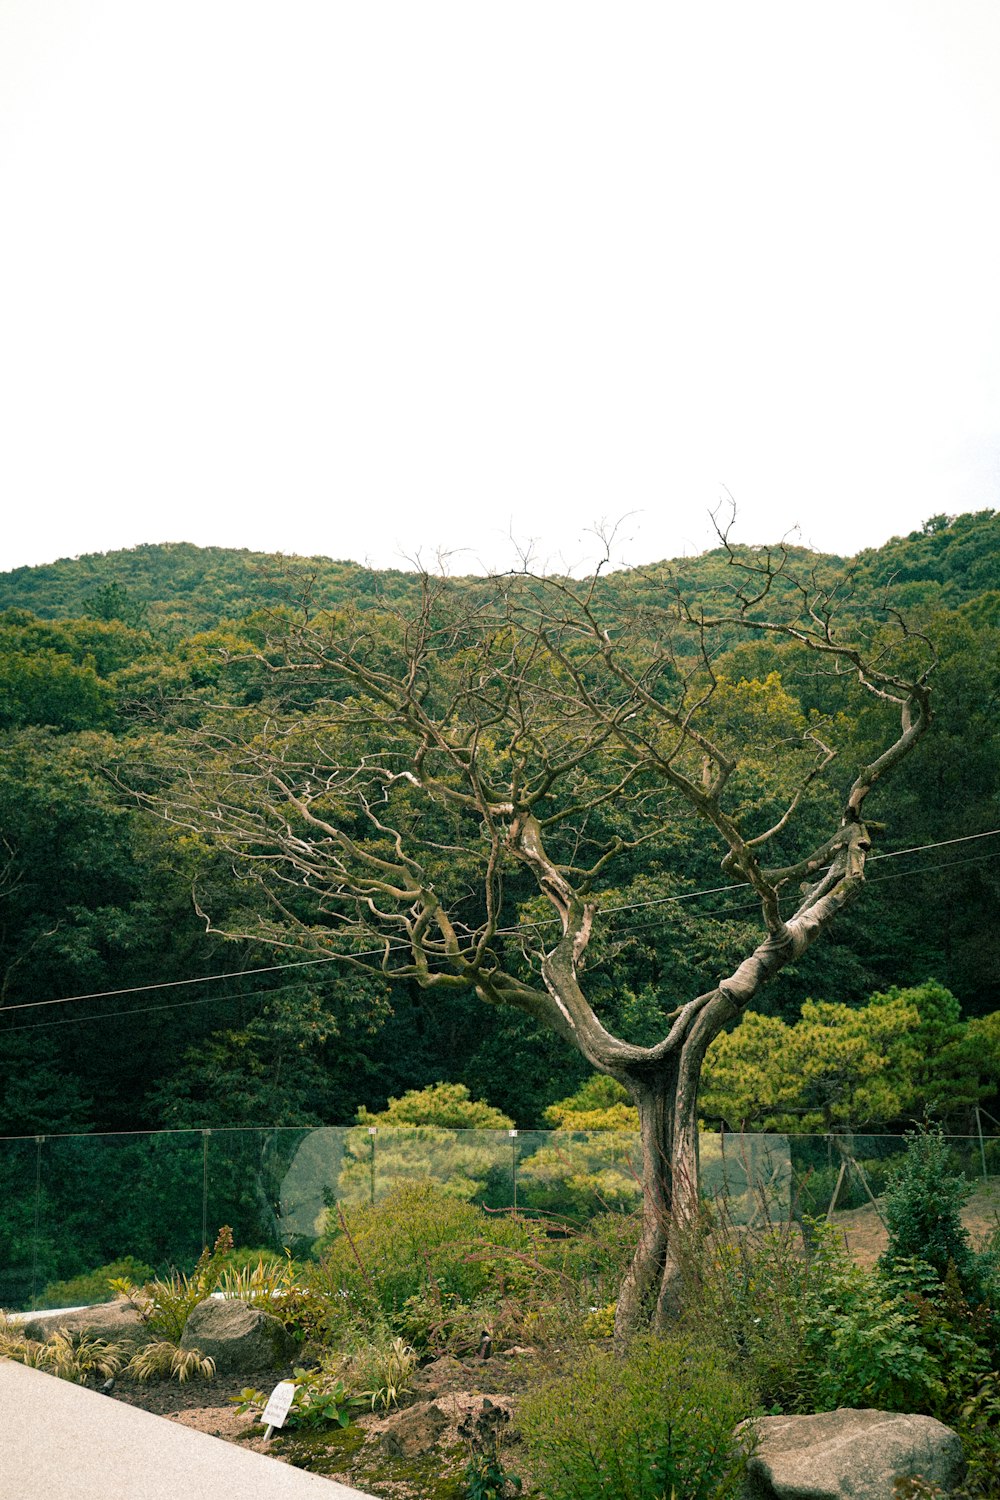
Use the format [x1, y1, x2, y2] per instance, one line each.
[1, 828, 998, 1018]
[3, 846, 999, 1038]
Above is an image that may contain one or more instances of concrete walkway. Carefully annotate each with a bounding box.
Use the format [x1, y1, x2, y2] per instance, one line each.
[0, 1359, 380, 1500]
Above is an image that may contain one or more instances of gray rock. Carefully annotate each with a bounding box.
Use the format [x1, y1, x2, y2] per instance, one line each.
[179, 1297, 296, 1375]
[21, 1299, 148, 1350]
[379, 1399, 450, 1458]
[738, 1408, 966, 1500]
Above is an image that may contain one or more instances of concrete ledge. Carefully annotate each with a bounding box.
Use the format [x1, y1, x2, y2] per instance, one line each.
[0, 1359, 380, 1500]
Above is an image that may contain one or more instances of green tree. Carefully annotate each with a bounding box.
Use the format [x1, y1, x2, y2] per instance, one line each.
[700, 995, 922, 1131]
[337, 1083, 514, 1205]
[81, 580, 148, 630]
[518, 1075, 642, 1217]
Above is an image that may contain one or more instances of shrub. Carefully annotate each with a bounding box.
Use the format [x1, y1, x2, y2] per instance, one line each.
[321, 1332, 418, 1410]
[307, 1182, 544, 1329]
[109, 1224, 279, 1341]
[544, 1211, 641, 1309]
[40, 1257, 155, 1310]
[674, 1206, 812, 1413]
[126, 1341, 216, 1383]
[518, 1335, 754, 1500]
[795, 1234, 985, 1417]
[676, 1205, 990, 1421]
[879, 1127, 977, 1293]
[0, 1321, 126, 1385]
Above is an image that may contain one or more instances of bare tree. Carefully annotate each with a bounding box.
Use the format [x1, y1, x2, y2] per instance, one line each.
[139, 534, 933, 1332]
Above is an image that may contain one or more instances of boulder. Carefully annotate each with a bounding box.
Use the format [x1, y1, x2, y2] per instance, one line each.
[379, 1400, 451, 1458]
[179, 1298, 296, 1375]
[738, 1408, 966, 1500]
[377, 1394, 514, 1460]
[20, 1299, 148, 1350]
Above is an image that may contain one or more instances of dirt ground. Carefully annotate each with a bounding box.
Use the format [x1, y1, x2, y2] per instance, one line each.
[109, 1351, 538, 1496]
[828, 1175, 1000, 1268]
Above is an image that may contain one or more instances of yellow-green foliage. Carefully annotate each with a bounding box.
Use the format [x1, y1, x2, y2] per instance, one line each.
[215, 1254, 294, 1304]
[40, 1257, 155, 1311]
[701, 995, 922, 1132]
[310, 1181, 543, 1323]
[337, 1084, 514, 1205]
[0, 1321, 126, 1384]
[515, 1076, 641, 1217]
[109, 1224, 241, 1341]
[322, 1334, 418, 1410]
[542, 1075, 638, 1131]
[517, 1137, 641, 1217]
[126, 1341, 216, 1383]
[358, 1082, 514, 1131]
[109, 1271, 206, 1342]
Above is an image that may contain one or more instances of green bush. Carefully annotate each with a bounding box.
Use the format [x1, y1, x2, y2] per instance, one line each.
[678, 1217, 811, 1413]
[879, 1127, 978, 1295]
[676, 1206, 991, 1422]
[307, 1182, 544, 1330]
[40, 1257, 155, 1310]
[797, 1232, 987, 1417]
[518, 1335, 755, 1500]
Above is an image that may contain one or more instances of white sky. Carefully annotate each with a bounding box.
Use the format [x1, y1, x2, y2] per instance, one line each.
[1, 1, 998, 575]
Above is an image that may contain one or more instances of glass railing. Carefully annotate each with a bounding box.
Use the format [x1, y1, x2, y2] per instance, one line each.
[2, 1126, 997, 1312]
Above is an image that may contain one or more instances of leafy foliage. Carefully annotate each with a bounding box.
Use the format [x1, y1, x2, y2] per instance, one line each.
[40, 1257, 155, 1310]
[308, 1182, 543, 1333]
[879, 1127, 978, 1293]
[518, 1335, 754, 1500]
[338, 1084, 516, 1205]
[126, 1341, 216, 1382]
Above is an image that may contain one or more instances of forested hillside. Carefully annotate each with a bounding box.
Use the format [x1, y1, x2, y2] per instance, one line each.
[0, 512, 998, 1141]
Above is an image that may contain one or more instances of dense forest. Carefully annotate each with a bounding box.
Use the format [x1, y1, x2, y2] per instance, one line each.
[0, 511, 998, 1144]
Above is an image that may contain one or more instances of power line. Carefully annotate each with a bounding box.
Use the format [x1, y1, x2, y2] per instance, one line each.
[4, 845, 999, 1038]
[1, 827, 998, 1018]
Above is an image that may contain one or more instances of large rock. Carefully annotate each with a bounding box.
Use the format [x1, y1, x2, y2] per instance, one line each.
[179, 1297, 296, 1375]
[377, 1394, 513, 1459]
[739, 1408, 966, 1500]
[379, 1400, 451, 1458]
[20, 1299, 148, 1349]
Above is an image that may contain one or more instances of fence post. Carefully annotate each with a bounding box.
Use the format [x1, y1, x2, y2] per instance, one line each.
[201, 1130, 211, 1251]
[31, 1136, 44, 1310]
[368, 1126, 377, 1205]
[509, 1129, 519, 1216]
[976, 1108, 988, 1180]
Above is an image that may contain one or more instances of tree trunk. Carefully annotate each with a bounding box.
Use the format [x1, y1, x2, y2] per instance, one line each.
[614, 1056, 703, 1337]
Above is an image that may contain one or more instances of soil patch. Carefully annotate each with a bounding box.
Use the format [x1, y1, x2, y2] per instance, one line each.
[828, 1175, 1000, 1267]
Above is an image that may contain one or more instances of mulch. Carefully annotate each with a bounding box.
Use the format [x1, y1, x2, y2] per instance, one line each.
[107, 1365, 294, 1419]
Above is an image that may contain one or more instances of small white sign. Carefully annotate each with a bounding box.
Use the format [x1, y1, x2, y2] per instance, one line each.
[261, 1380, 297, 1430]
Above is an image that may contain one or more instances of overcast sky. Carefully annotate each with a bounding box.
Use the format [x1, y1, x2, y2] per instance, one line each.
[1, 1, 998, 576]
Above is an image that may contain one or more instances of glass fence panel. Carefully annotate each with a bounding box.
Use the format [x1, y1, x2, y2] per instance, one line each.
[206, 1127, 314, 1255]
[0, 1136, 42, 1312]
[332, 1126, 516, 1210]
[701, 1133, 791, 1223]
[276, 1127, 348, 1249]
[788, 1133, 909, 1219]
[512, 1128, 642, 1219]
[39, 1131, 205, 1301]
[3, 1128, 999, 1311]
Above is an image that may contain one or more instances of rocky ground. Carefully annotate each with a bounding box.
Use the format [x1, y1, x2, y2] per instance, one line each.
[30, 1183, 1000, 1495]
[108, 1349, 541, 1497]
